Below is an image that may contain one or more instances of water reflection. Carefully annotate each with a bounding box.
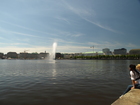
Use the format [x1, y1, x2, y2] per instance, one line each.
[52, 69, 57, 78]
[0, 60, 140, 105]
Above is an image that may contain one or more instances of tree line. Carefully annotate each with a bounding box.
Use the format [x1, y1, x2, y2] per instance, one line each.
[72, 55, 140, 60]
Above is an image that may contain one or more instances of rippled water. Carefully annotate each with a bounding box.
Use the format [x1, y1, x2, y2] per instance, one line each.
[0, 60, 139, 105]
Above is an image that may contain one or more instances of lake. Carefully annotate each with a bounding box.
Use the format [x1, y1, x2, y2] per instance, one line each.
[0, 60, 139, 105]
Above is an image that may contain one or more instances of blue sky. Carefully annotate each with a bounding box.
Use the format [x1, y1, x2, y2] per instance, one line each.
[0, 0, 140, 54]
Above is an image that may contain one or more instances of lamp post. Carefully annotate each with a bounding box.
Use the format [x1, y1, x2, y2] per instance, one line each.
[90, 46, 94, 56]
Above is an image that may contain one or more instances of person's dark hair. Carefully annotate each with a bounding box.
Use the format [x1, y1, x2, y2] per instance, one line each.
[129, 64, 139, 75]
[129, 64, 136, 70]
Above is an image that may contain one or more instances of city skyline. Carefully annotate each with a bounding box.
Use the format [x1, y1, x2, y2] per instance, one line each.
[0, 47, 136, 55]
[0, 0, 140, 54]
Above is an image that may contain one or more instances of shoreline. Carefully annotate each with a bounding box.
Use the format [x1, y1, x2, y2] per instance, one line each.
[112, 89, 140, 105]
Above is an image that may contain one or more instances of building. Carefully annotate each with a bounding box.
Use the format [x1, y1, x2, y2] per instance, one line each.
[82, 51, 97, 56]
[7, 52, 18, 59]
[114, 48, 127, 55]
[61, 53, 82, 59]
[28, 53, 39, 59]
[19, 53, 29, 59]
[97, 51, 104, 55]
[0, 53, 4, 59]
[19, 53, 40, 59]
[102, 48, 111, 55]
[62, 53, 74, 59]
[74, 53, 83, 56]
[55, 53, 62, 59]
[82, 51, 105, 56]
[129, 49, 140, 55]
[39, 52, 49, 59]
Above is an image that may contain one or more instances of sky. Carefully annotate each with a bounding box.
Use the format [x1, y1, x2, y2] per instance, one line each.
[0, 0, 140, 54]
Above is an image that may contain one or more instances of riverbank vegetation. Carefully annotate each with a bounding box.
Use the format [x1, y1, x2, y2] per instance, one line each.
[72, 55, 140, 60]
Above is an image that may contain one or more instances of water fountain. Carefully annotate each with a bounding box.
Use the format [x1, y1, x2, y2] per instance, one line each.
[49, 42, 57, 60]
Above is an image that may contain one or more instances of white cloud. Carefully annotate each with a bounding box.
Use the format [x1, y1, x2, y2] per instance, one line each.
[0, 41, 138, 54]
[0, 43, 89, 54]
[72, 33, 83, 37]
[83, 18, 121, 33]
[86, 41, 139, 52]
[10, 43, 29, 46]
[56, 31, 84, 38]
[57, 45, 89, 53]
[55, 16, 71, 24]
[62, 0, 93, 16]
[49, 38, 85, 45]
[0, 37, 5, 40]
[62, 0, 122, 34]
[0, 20, 58, 37]
[87, 42, 101, 46]
[11, 31, 42, 38]
[126, 43, 138, 48]
[0, 26, 44, 38]
[0, 46, 51, 54]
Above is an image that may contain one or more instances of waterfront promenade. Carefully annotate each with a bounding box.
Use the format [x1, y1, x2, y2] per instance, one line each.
[112, 89, 140, 105]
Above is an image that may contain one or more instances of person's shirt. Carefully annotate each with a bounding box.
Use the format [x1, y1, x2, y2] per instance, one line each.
[130, 70, 140, 84]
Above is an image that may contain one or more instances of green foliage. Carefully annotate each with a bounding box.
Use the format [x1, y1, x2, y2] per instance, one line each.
[73, 55, 140, 60]
[31, 52, 38, 54]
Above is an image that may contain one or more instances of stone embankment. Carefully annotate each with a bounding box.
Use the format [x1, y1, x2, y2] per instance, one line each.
[111, 89, 140, 105]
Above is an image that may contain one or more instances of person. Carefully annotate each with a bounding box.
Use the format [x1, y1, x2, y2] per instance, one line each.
[120, 64, 140, 98]
[136, 64, 140, 72]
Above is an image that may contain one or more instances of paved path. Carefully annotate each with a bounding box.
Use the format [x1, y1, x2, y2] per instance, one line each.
[112, 89, 140, 105]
